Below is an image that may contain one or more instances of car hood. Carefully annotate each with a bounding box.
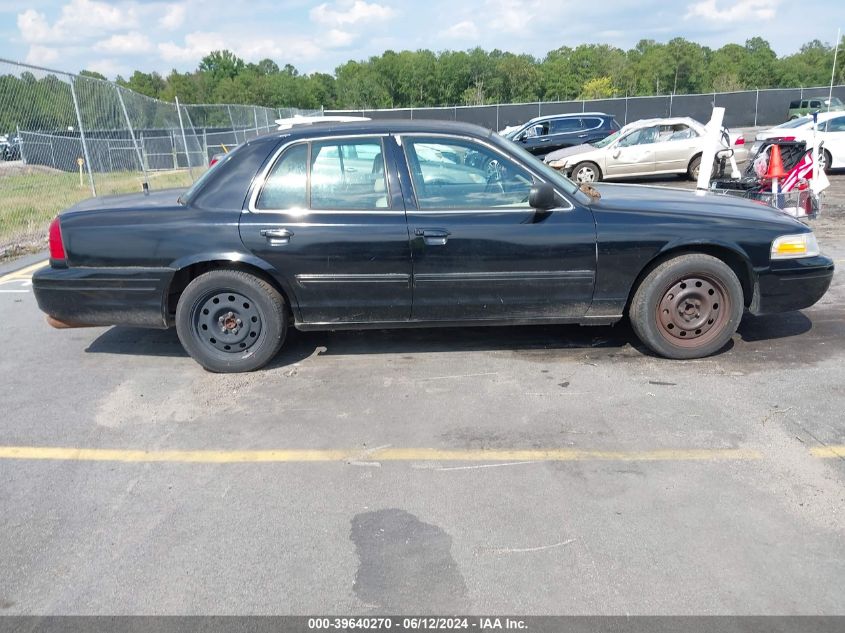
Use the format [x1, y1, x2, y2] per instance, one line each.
[544, 144, 595, 163]
[61, 188, 187, 215]
[589, 182, 799, 224]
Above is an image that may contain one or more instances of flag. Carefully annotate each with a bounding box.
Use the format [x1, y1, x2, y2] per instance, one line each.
[781, 151, 815, 192]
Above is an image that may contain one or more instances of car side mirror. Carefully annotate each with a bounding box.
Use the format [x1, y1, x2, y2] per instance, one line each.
[529, 183, 557, 210]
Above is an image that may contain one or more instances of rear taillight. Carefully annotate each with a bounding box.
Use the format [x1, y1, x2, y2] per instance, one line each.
[734, 137, 745, 145]
[49, 217, 65, 261]
[209, 156, 219, 167]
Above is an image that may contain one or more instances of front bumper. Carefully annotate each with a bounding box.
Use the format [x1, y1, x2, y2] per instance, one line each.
[33, 265, 173, 329]
[750, 255, 834, 315]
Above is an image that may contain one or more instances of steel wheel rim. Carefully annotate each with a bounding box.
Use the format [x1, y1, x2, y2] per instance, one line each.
[575, 166, 596, 183]
[655, 274, 730, 348]
[820, 152, 828, 171]
[192, 290, 263, 354]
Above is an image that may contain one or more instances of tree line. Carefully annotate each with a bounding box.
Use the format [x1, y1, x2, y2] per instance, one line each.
[2, 35, 843, 134]
[107, 37, 844, 110]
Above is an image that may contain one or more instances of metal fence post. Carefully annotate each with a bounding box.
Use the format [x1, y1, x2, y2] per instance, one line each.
[114, 84, 149, 190]
[253, 106, 259, 135]
[69, 75, 96, 196]
[174, 97, 195, 180]
[16, 125, 27, 165]
[754, 89, 759, 127]
[227, 105, 237, 143]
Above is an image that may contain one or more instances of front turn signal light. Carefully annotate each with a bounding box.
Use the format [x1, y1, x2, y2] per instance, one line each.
[771, 233, 820, 260]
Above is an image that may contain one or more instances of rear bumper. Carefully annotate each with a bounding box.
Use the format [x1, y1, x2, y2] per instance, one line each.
[33, 265, 173, 329]
[750, 255, 834, 315]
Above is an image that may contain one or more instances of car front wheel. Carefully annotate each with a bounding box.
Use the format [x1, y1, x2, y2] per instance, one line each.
[571, 161, 601, 183]
[629, 254, 744, 359]
[175, 269, 287, 372]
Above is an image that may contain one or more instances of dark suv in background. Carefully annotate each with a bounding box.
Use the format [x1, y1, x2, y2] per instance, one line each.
[0, 133, 21, 161]
[502, 113, 620, 160]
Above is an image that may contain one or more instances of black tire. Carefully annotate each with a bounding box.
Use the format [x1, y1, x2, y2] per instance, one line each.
[175, 269, 287, 373]
[687, 155, 702, 180]
[629, 254, 744, 360]
[571, 161, 601, 183]
[820, 149, 832, 173]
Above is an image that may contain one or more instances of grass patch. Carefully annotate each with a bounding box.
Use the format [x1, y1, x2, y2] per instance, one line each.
[0, 168, 196, 251]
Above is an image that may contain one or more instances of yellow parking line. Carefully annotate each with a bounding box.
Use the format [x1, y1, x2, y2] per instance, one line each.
[0, 445, 764, 464]
[810, 445, 845, 459]
[0, 260, 47, 283]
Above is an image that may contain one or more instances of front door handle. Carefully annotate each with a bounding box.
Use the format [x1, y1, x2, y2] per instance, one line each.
[415, 228, 450, 246]
[260, 228, 294, 245]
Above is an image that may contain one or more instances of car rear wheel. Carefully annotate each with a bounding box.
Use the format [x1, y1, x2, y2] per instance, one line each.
[629, 254, 744, 360]
[571, 161, 601, 183]
[820, 149, 832, 173]
[175, 269, 287, 373]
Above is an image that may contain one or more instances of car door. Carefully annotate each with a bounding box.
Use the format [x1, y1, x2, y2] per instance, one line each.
[399, 135, 596, 321]
[822, 115, 845, 167]
[653, 123, 700, 174]
[516, 121, 551, 156]
[579, 117, 609, 144]
[543, 117, 586, 154]
[604, 126, 659, 177]
[239, 135, 412, 324]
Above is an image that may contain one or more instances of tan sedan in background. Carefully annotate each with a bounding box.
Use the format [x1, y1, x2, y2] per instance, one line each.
[544, 117, 747, 183]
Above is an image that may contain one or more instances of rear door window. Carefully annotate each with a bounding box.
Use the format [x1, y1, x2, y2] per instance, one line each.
[549, 118, 583, 134]
[255, 138, 388, 211]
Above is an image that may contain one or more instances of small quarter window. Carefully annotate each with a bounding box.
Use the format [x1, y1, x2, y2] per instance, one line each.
[256, 144, 307, 210]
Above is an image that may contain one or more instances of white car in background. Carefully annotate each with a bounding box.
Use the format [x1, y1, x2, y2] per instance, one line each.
[544, 117, 747, 183]
[754, 111, 845, 172]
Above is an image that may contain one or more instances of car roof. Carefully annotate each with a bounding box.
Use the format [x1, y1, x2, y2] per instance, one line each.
[245, 119, 495, 144]
[618, 117, 704, 133]
[521, 112, 610, 124]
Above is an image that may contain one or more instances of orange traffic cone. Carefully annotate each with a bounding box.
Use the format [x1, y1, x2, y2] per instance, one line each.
[766, 143, 787, 207]
[766, 144, 787, 180]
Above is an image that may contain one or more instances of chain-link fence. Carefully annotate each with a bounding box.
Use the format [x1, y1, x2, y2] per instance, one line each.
[327, 85, 845, 131]
[0, 57, 321, 258]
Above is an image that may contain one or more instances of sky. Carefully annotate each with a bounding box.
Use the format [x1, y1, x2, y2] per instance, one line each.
[0, 0, 842, 79]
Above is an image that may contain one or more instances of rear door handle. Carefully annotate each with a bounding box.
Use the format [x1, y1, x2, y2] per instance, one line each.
[415, 228, 450, 246]
[260, 228, 294, 244]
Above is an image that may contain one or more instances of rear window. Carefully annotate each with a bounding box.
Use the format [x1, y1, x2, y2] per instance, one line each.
[789, 100, 800, 108]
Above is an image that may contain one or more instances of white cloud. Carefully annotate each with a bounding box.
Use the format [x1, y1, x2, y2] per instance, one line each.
[325, 29, 356, 48]
[486, 0, 541, 34]
[17, 0, 138, 44]
[158, 31, 326, 65]
[159, 4, 186, 30]
[158, 31, 221, 63]
[24, 45, 60, 65]
[17, 9, 53, 44]
[685, 0, 779, 21]
[86, 58, 125, 78]
[443, 20, 479, 40]
[310, 0, 396, 27]
[94, 32, 154, 55]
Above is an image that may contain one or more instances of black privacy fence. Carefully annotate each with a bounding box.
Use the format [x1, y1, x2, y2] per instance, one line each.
[327, 85, 845, 130]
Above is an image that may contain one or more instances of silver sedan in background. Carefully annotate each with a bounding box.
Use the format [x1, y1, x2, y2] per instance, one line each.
[544, 117, 747, 183]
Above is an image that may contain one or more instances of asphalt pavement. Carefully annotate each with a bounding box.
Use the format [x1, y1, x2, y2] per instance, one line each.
[1, 175, 844, 615]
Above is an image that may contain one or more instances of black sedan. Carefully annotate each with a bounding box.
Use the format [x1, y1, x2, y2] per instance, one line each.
[34, 120, 833, 373]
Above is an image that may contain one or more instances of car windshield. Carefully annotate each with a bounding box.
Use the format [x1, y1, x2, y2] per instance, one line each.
[775, 117, 813, 129]
[826, 97, 843, 107]
[591, 130, 621, 148]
